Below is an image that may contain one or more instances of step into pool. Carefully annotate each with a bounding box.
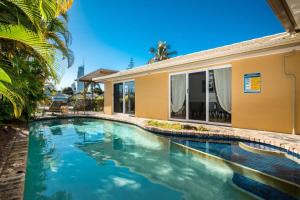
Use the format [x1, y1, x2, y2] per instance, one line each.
[25, 118, 300, 200]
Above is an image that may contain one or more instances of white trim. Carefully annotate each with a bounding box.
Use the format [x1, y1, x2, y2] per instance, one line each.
[168, 64, 232, 125]
[112, 79, 135, 115]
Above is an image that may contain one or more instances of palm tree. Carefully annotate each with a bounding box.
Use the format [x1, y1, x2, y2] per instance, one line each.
[148, 41, 177, 64]
[0, 0, 73, 118]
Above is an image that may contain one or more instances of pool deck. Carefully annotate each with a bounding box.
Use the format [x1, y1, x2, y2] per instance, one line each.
[0, 125, 28, 200]
[35, 112, 300, 155]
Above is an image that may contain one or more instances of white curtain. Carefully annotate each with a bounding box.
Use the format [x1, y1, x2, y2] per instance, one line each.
[213, 68, 231, 113]
[171, 74, 186, 113]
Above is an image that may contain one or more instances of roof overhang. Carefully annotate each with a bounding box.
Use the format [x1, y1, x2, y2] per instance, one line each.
[93, 32, 300, 82]
[77, 68, 118, 83]
[268, 0, 300, 33]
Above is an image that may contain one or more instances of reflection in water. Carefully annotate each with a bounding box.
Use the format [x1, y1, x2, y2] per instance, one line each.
[25, 118, 255, 200]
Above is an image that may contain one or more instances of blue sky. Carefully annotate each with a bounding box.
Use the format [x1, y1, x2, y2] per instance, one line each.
[58, 0, 284, 89]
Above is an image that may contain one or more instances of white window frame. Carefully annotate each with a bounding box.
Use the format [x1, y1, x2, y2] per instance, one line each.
[168, 64, 232, 126]
[112, 79, 135, 115]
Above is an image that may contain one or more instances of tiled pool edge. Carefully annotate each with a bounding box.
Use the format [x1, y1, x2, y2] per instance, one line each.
[0, 128, 28, 200]
[30, 114, 300, 157]
[172, 141, 300, 198]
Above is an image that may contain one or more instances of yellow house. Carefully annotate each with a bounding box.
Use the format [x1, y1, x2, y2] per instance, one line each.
[93, 33, 300, 135]
[92, 0, 300, 134]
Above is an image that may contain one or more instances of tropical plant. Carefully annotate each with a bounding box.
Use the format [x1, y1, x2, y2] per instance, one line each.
[148, 41, 177, 64]
[62, 86, 73, 95]
[0, 0, 73, 120]
[0, 67, 23, 117]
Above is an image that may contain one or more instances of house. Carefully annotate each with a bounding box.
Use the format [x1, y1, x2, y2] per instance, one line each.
[92, 0, 300, 134]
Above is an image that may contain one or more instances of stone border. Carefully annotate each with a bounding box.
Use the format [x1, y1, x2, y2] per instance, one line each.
[30, 114, 300, 157]
[0, 128, 28, 200]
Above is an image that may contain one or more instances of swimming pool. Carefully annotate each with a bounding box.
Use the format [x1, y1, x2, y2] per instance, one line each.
[24, 118, 300, 200]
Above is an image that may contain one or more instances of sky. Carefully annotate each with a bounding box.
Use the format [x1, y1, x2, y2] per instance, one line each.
[57, 0, 284, 89]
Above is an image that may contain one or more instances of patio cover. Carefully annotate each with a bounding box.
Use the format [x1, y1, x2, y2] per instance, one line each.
[77, 68, 118, 83]
[268, 0, 300, 33]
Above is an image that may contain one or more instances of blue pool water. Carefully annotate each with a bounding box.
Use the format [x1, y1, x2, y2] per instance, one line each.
[25, 118, 299, 200]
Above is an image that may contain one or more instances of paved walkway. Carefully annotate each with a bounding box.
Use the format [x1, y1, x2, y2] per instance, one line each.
[0, 126, 28, 200]
[35, 112, 300, 155]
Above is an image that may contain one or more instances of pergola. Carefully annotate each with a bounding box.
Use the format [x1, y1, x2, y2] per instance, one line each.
[77, 68, 118, 99]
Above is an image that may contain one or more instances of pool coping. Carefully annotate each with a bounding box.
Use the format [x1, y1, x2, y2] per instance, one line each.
[30, 114, 300, 157]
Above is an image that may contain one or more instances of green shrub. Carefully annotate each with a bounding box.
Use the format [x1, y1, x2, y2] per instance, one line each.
[147, 120, 209, 131]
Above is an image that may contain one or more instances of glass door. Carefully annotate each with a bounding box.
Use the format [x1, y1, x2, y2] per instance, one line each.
[208, 68, 231, 123]
[188, 71, 206, 121]
[169, 66, 231, 124]
[124, 81, 135, 114]
[113, 83, 123, 113]
[170, 74, 186, 119]
[114, 81, 135, 114]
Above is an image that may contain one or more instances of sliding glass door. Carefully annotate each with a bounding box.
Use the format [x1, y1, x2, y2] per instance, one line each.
[208, 68, 231, 123]
[113, 83, 123, 113]
[113, 81, 135, 114]
[125, 81, 135, 114]
[188, 72, 206, 121]
[170, 66, 231, 124]
[170, 74, 186, 119]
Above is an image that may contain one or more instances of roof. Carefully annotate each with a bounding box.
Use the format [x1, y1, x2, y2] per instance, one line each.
[77, 68, 118, 82]
[268, 0, 300, 33]
[93, 32, 300, 82]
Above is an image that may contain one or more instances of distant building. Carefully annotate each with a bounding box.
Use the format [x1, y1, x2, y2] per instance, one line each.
[77, 65, 85, 92]
[71, 82, 76, 92]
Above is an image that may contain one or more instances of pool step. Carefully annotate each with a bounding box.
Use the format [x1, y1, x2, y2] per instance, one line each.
[239, 142, 300, 164]
[172, 141, 300, 199]
[232, 173, 298, 200]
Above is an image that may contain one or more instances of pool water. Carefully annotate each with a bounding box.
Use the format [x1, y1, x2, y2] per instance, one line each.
[24, 118, 298, 200]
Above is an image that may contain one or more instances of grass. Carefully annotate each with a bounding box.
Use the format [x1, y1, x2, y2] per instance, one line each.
[147, 120, 209, 131]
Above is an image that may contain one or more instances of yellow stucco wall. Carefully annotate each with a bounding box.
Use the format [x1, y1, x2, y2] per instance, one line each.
[231, 54, 294, 133]
[135, 72, 169, 120]
[103, 52, 300, 134]
[104, 81, 113, 115]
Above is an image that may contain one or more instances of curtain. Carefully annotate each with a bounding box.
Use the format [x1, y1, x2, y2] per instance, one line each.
[171, 74, 186, 113]
[213, 68, 231, 113]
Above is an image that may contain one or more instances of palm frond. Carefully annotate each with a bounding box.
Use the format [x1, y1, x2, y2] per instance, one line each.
[0, 24, 56, 73]
[0, 81, 24, 117]
[7, 0, 41, 30]
[0, 67, 11, 83]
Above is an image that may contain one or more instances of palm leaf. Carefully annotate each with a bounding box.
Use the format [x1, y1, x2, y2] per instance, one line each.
[0, 82, 24, 117]
[0, 24, 56, 75]
[7, 0, 41, 30]
[0, 67, 11, 83]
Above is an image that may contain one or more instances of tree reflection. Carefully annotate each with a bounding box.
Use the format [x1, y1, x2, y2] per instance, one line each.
[25, 122, 58, 200]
